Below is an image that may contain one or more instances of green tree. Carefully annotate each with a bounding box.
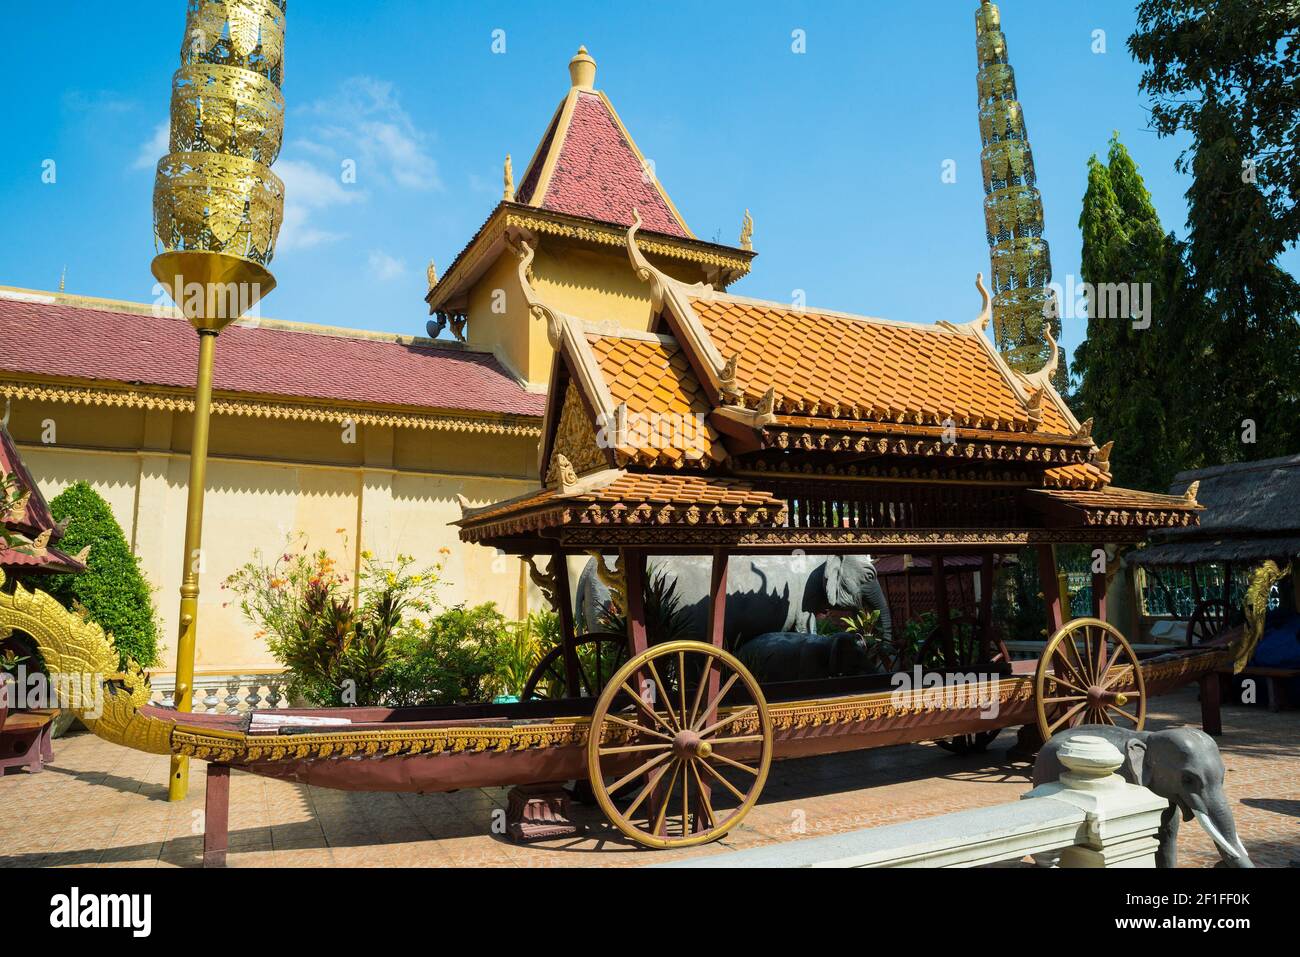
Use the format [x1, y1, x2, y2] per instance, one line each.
[1071, 136, 1192, 490]
[1130, 2, 1300, 465]
[41, 482, 160, 668]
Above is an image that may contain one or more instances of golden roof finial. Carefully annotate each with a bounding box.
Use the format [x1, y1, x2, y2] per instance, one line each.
[569, 45, 596, 89]
[504, 153, 515, 202]
[58, 265, 66, 293]
[740, 209, 754, 251]
[426, 259, 438, 291]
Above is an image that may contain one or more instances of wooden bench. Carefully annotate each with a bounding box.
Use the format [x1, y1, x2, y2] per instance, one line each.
[1237, 666, 1299, 712]
[0, 678, 57, 774]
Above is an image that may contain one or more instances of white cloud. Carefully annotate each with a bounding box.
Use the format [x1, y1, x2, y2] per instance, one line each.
[132, 121, 170, 171]
[367, 250, 408, 282]
[303, 76, 440, 191]
[274, 158, 364, 251]
[272, 76, 437, 254]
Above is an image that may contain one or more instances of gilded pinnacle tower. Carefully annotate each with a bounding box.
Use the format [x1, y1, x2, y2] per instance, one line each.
[975, 0, 1063, 389]
[150, 0, 287, 801]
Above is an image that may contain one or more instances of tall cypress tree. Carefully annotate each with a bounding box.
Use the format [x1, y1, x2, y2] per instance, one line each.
[1072, 136, 1190, 491]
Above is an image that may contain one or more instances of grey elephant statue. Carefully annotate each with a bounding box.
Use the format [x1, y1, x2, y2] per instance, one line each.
[575, 554, 891, 649]
[736, 631, 873, 683]
[1033, 725, 1253, 868]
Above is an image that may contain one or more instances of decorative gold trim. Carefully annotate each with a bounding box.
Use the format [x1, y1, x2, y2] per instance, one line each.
[0, 379, 541, 438]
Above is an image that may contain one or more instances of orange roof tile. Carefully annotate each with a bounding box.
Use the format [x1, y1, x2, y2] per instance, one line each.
[688, 295, 1049, 433]
[586, 331, 726, 467]
[457, 472, 786, 542]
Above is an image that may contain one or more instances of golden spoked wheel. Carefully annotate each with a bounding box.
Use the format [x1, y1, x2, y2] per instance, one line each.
[1035, 617, 1146, 741]
[586, 640, 773, 849]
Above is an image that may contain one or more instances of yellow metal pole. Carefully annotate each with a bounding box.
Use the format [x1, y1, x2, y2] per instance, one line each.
[168, 328, 218, 802]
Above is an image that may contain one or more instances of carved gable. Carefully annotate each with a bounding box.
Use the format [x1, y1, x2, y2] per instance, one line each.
[545, 382, 608, 484]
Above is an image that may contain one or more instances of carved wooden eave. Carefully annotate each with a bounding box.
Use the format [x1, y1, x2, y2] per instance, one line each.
[626, 211, 739, 405]
[941, 279, 1082, 440]
[553, 466, 626, 499]
[756, 423, 1093, 467]
[426, 202, 755, 316]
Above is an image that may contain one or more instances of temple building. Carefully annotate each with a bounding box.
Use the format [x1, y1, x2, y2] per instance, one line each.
[0, 47, 750, 673]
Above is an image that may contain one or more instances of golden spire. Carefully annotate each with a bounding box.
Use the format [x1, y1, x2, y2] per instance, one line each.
[569, 45, 597, 89]
[427, 258, 438, 291]
[58, 266, 66, 293]
[151, 0, 287, 330]
[739, 209, 754, 251]
[504, 153, 515, 202]
[975, 1, 1063, 389]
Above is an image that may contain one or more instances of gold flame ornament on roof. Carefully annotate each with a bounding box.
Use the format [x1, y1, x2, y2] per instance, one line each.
[152, 0, 287, 270]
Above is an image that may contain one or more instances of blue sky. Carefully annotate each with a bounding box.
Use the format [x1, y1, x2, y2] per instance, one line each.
[3, 0, 1295, 365]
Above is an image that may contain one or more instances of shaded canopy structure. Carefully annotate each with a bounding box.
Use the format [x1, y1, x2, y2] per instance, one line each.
[458, 217, 1201, 559]
[1129, 455, 1300, 568]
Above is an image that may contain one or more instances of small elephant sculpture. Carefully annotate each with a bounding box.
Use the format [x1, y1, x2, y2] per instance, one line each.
[1033, 725, 1253, 868]
[735, 631, 872, 683]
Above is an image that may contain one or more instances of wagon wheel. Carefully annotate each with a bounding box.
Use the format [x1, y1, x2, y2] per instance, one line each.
[1186, 599, 1231, 649]
[1035, 617, 1146, 741]
[521, 632, 628, 700]
[586, 640, 773, 849]
[928, 615, 1005, 755]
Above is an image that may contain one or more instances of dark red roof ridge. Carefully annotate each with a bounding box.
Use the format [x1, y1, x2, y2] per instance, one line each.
[0, 289, 545, 419]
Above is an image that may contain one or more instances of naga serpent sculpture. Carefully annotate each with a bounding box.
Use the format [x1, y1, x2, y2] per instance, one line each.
[0, 570, 175, 755]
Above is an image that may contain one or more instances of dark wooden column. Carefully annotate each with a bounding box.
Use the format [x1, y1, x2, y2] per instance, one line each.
[1091, 545, 1108, 621]
[1199, 673, 1223, 737]
[203, 763, 230, 868]
[623, 548, 650, 658]
[695, 547, 729, 832]
[551, 552, 581, 693]
[932, 554, 954, 668]
[1036, 545, 1065, 635]
[978, 552, 995, 654]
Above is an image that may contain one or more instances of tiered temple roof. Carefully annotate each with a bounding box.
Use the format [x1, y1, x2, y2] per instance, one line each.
[458, 214, 1202, 552]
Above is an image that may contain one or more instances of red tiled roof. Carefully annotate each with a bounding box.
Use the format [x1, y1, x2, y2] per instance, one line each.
[1, 425, 83, 575]
[0, 295, 545, 418]
[529, 92, 689, 238]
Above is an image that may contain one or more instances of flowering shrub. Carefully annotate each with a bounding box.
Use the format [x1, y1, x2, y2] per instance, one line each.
[223, 533, 444, 706]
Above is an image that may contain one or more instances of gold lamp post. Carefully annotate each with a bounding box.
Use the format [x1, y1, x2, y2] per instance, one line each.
[150, 0, 287, 801]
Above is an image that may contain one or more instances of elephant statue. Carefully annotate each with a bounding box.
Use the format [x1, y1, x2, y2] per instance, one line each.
[575, 554, 891, 649]
[1033, 725, 1253, 868]
[736, 632, 873, 683]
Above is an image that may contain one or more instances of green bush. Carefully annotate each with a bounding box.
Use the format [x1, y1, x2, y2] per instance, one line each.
[385, 604, 511, 707]
[41, 482, 160, 668]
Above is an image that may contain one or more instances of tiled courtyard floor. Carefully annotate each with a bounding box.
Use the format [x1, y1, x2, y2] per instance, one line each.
[1, 687, 1295, 868]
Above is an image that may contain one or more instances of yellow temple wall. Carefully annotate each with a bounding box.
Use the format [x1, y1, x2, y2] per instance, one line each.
[6, 399, 540, 673]
[465, 239, 711, 389]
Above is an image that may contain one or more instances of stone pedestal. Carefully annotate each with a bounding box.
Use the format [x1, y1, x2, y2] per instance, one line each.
[506, 784, 583, 842]
[1022, 734, 1168, 868]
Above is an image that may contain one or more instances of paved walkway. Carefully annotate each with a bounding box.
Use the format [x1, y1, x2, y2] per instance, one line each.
[1, 687, 1295, 868]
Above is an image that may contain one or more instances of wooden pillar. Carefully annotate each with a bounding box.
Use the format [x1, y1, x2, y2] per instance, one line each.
[706, 548, 728, 649]
[203, 763, 230, 868]
[932, 554, 953, 668]
[1091, 544, 1108, 621]
[551, 552, 580, 694]
[1199, 673, 1223, 737]
[1036, 545, 1065, 636]
[903, 554, 913, 625]
[695, 548, 729, 832]
[623, 548, 649, 658]
[978, 553, 994, 654]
